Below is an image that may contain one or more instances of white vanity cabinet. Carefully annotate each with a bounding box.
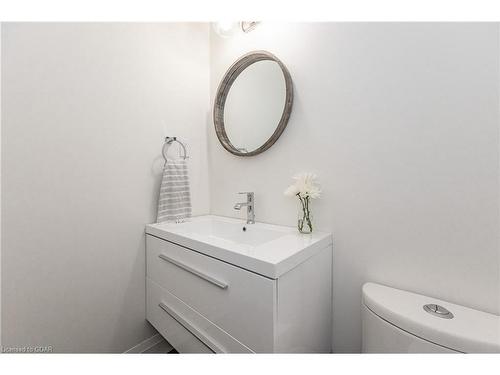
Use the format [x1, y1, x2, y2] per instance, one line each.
[145, 215, 333, 353]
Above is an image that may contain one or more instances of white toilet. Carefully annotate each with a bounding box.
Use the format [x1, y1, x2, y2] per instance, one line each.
[362, 282, 500, 353]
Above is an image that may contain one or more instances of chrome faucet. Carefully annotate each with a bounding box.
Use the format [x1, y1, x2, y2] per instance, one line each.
[234, 192, 255, 224]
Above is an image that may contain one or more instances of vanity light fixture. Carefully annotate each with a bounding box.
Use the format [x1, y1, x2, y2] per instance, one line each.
[213, 21, 239, 37]
[241, 21, 260, 33]
[213, 21, 260, 37]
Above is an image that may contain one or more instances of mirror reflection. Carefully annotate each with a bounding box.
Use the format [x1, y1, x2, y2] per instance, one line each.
[213, 51, 293, 157]
[224, 60, 286, 153]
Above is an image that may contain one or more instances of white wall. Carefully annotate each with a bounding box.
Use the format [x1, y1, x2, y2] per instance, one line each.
[1, 23, 210, 352]
[209, 23, 500, 352]
[0, 22, 3, 349]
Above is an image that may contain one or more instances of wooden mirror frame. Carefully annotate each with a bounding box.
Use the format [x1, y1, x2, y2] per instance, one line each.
[213, 50, 293, 157]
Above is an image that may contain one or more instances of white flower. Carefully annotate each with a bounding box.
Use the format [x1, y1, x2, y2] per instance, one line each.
[284, 172, 321, 199]
[284, 184, 299, 197]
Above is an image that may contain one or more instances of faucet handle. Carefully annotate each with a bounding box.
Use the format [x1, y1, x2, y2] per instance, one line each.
[238, 192, 254, 201]
[238, 191, 253, 196]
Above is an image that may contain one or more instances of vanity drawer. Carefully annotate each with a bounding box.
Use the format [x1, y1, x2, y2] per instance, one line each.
[146, 278, 253, 353]
[147, 278, 212, 353]
[146, 235, 276, 352]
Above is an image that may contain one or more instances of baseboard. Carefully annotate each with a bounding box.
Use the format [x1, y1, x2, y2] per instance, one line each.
[124, 334, 165, 354]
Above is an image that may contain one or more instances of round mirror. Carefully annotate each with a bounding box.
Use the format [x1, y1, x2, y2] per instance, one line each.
[213, 51, 293, 156]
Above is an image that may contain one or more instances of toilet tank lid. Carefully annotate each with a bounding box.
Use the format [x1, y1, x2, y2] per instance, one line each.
[362, 282, 500, 353]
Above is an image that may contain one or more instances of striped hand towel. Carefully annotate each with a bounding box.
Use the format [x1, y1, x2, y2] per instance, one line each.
[156, 159, 192, 223]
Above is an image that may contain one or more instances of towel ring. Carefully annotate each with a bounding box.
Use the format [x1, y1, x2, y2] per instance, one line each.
[162, 136, 188, 162]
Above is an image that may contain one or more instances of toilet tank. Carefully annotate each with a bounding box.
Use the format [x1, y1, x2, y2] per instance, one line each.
[362, 283, 500, 353]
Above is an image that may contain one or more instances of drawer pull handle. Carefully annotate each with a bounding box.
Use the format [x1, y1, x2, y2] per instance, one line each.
[158, 302, 224, 353]
[158, 254, 228, 290]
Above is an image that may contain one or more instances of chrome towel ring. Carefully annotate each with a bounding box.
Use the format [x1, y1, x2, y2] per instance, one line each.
[162, 136, 188, 162]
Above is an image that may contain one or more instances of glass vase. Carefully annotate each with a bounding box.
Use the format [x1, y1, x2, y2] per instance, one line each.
[297, 196, 313, 234]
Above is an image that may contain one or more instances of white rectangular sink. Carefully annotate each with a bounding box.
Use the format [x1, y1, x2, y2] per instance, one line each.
[146, 215, 332, 278]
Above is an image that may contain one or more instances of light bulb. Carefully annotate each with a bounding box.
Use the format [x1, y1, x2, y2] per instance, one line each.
[213, 21, 238, 38]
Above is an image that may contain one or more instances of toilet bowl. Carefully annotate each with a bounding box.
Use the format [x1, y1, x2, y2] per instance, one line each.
[362, 282, 500, 353]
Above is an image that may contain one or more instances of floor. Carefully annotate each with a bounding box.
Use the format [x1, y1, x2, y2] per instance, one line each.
[142, 337, 177, 354]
